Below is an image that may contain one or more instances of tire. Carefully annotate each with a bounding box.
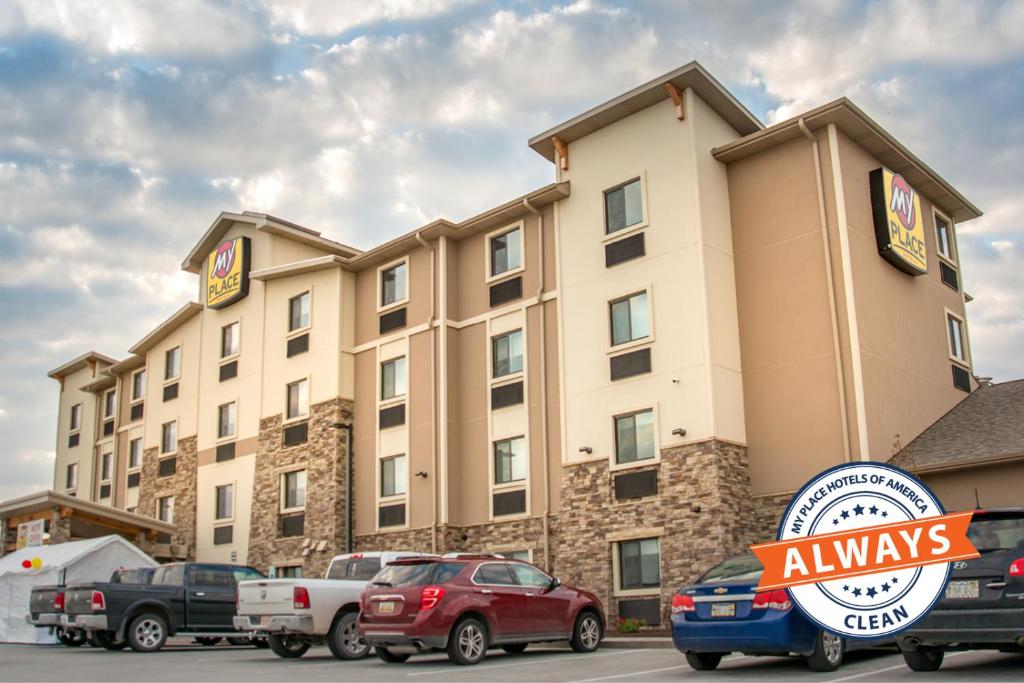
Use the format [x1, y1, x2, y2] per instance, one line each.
[902, 647, 944, 672]
[194, 637, 222, 646]
[127, 613, 169, 653]
[501, 643, 528, 654]
[685, 652, 724, 671]
[94, 630, 128, 651]
[447, 617, 488, 665]
[226, 637, 252, 646]
[807, 631, 845, 672]
[376, 647, 411, 663]
[569, 611, 602, 653]
[58, 629, 86, 647]
[327, 612, 370, 660]
[267, 634, 311, 659]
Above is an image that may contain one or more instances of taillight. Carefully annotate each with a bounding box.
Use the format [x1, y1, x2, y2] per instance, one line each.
[1010, 558, 1024, 576]
[420, 585, 445, 610]
[753, 589, 791, 611]
[54, 592, 65, 611]
[671, 594, 695, 614]
[293, 587, 311, 610]
[90, 591, 106, 611]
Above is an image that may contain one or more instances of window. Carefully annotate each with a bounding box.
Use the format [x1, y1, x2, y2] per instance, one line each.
[100, 452, 112, 481]
[492, 330, 524, 378]
[381, 261, 407, 307]
[161, 421, 177, 454]
[215, 484, 233, 520]
[158, 496, 174, 523]
[66, 463, 78, 489]
[380, 455, 407, 498]
[510, 563, 551, 588]
[380, 357, 407, 400]
[494, 437, 526, 485]
[289, 292, 310, 332]
[131, 370, 146, 401]
[129, 438, 142, 469]
[286, 379, 309, 419]
[610, 292, 650, 346]
[283, 470, 307, 510]
[104, 390, 116, 418]
[276, 566, 303, 579]
[504, 549, 531, 562]
[218, 402, 237, 439]
[327, 557, 383, 581]
[935, 214, 956, 263]
[69, 404, 82, 431]
[605, 178, 643, 234]
[221, 322, 239, 357]
[615, 409, 655, 464]
[948, 313, 967, 363]
[165, 347, 181, 380]
[489, 226, 522, 277]
[619, 538, 660, 590]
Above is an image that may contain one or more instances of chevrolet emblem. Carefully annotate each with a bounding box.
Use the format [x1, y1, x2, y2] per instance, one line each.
[714, 587, 728, 595]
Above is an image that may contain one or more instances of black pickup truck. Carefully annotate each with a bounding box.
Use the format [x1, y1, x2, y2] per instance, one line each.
[64, 562, 265, 652]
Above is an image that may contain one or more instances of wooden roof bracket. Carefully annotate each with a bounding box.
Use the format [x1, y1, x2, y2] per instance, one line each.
[551, 136, 569, 171]
[664, 82, 685, 120]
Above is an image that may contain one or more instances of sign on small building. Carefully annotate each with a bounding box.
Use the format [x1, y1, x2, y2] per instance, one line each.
[16, 519, 45, 550]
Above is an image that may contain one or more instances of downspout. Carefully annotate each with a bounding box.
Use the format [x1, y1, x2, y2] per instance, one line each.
[415, 231, 438, 553]
[522, 197, 551, 572]
[799, 119, 852, 463]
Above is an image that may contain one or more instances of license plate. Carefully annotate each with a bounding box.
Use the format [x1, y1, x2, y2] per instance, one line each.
[946, 580, 979, 600]
[711, 602, 736, 618]
[377, 601, 396, 614]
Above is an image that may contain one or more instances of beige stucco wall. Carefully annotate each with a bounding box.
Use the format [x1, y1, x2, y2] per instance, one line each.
[919, 462, 1024, 511]
[53, 364, 107, 500]
[194, 453, 256, 564]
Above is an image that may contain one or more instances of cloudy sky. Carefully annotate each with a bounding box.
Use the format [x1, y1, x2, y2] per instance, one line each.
[1, 0, 1022, 500]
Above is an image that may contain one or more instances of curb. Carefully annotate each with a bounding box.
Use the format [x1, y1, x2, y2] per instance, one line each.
[602, 637, 674, 649]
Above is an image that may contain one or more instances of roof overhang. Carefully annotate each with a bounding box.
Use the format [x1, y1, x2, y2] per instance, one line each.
[251, 255, 348, 282]
[897, 451, 1024, 476]
[529, 61, 763, 163]
[0, 490, 176, 535]
[712, 98, 983, 223]
[80, 374, 117, 394]
[47, 351, 118, 380]
[107, 354, 145, 376]
[128, 302, 203, 355]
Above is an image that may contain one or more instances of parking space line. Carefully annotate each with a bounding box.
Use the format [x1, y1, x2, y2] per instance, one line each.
[826, 651, 968, 683]
[404, 648, 643, 677]
[568, 654, 751, 682]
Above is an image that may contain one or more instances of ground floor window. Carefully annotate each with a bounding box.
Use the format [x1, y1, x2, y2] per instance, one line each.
[275, 565, 303, 579]
[618, 538, 660, 590]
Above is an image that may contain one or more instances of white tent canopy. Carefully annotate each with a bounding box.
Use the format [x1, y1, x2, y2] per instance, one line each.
[0, 535, 157, 643]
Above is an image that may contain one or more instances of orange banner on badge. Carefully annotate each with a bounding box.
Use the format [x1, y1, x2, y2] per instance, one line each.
[751, 511, 978, 592]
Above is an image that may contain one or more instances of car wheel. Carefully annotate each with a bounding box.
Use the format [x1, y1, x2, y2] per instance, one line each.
[267, 634, 311, 659]
[501, 643, 528, 654]
[807, 631, 845, 671]
[685, 652, 724, 671]
[376, 647, 411, 663]
[94, 630, 128, 651]
[226, 636, 253, 646]
[447, 617, 488, 665]
[327, 612, 370, 660]
[194, 637, 222, 646]
[127, 613, 169, 653]
[569, 611, 602, 653]
[902, 647, 944, 671]
[57, 629, 86, 647]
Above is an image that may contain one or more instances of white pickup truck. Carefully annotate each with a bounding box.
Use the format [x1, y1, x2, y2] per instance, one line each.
[234, 551, 433, 659]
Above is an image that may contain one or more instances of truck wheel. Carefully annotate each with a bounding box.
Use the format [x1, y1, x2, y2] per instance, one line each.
[685, 653, 724, 670]
[58, 629, 86, 647]
[267, 634, 310, 658]
[94, 630, 128, 651]
[194, 637, 222, 646]
[327, 612, 370, 660]
[376, 647, 411, 663]
[569, 611, 602, 653]
[127, 613, 169, 653]
[807, 631, 845, 671]
[447, 617, 488, 665]
[226, 637, 252, 646]
[902, 647, 944, 671]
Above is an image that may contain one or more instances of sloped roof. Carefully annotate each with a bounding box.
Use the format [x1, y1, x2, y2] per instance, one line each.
[127, 302, 203, 355]
[889, 379, 1024, 473]
[47, 351, 118, 380]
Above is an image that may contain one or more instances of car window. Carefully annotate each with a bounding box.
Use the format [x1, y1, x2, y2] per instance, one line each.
[509, 563, 551, 588]
[189, 565, 233, 588]
[371, 562, 465, 587]
[431, 562, 465, 584]
[152, 564, 184, 587]
[232, 567, 265, 583]
[327, 557, 382, 581]
[968, 514, 1024, 552]
[474, 563, 516, 586]
[697, 554, 763, 584]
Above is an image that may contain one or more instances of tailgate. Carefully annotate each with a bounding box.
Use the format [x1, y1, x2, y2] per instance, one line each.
[30, 587, 59, 615]
[362, 586, 421, 624]
[237, 579, 298, 616]
[687, 583, 766, 622]
[64, 585, 99, 616]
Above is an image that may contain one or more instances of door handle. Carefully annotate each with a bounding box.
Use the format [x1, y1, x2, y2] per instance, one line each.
[194, 592, 206, 597]
[986, 582, 1006, 589]
[525, 593, 536, 598]
[478, 589, 493, 594]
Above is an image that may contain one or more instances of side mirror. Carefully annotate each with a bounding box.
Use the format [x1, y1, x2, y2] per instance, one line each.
[546, 577, 561, 592]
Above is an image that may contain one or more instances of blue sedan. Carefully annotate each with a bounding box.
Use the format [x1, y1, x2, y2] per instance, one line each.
[671, 554, 886, 671]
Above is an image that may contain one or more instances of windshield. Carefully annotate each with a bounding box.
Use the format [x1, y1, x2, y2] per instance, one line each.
[370, 562, 465, 587]
[698, 554, 763, 584]
[327, 557, 382, 581]
[968, 514, 1024, 553]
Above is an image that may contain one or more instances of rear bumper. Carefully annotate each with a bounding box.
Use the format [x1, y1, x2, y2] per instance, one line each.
[899, 607, 1024, 647]
[233, 615, 315, 635]
[359, 625, 447, 651]
[671, 610, 817, 655]
[62, 614, 109, 631]
[28, 613, 61, 627]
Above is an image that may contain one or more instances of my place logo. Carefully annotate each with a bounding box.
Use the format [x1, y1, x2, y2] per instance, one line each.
[751, 463, 979, 639]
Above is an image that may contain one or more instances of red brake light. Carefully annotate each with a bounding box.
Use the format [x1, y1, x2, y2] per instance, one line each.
[753, 589, 791, 611]
[420, 585, 445, 610]
[90, 591, 105, 611]
[293, 587, 311, 610]
[671, 594, 695, 614]
[1010, 558, 1024, 576]
[54, 592, 65, 611]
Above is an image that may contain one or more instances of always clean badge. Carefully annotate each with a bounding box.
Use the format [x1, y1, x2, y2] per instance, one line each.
[206, 236, 251, 309]
[751, 463, 978, 639]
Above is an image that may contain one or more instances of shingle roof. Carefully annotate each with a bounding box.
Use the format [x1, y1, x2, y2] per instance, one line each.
[889, 379, 1024, 472]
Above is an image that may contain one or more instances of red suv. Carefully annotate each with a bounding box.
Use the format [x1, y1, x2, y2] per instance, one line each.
[358, 554, 605, 665]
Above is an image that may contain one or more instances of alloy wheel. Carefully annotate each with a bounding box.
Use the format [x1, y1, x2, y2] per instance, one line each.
[580, 616, 600, 650]
[135, 619, 163, 649]
[822, 632, 842, 664]
[459, 623, 485, 661]
[342, 620, 368, 656]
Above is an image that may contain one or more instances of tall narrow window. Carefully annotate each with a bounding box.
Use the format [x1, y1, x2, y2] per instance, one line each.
[129, 438, 142, 469]
[215, 484, 233, 520]
[935, 214, 956, 263]
[283, 470, 307, 510]
[161, 421, 177, 454]
[492, 330, 524, 378]
[619, 538, 660, 590]
[381, 262, 407, 307]
[69, 404, 82, 431]
[221, 322, 240, 357]
[286, 379, 309, 419]
[218, 402, 237, 439]
[131, 370, 146, 401]
[100, 452, 112, 481]
[494, 437, 526, 485]
[104, 390, 116, 418]
[380, 455, 407, 497]
[158, 496, 174, 523]
[380, 357, 407, 400]
[605, 178, 643, 234]
[66, 463, 78, 489]
[948, 314, 967, 363]
[165, 347, 181, 380]
[610, 292, 650, 346]
[289, 292, 310, 332]
[489, 227, 522, 277]
[615, 409, 656, 464]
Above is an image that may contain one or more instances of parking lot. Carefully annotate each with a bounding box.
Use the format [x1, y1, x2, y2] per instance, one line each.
[0, 641, 1020, 682]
